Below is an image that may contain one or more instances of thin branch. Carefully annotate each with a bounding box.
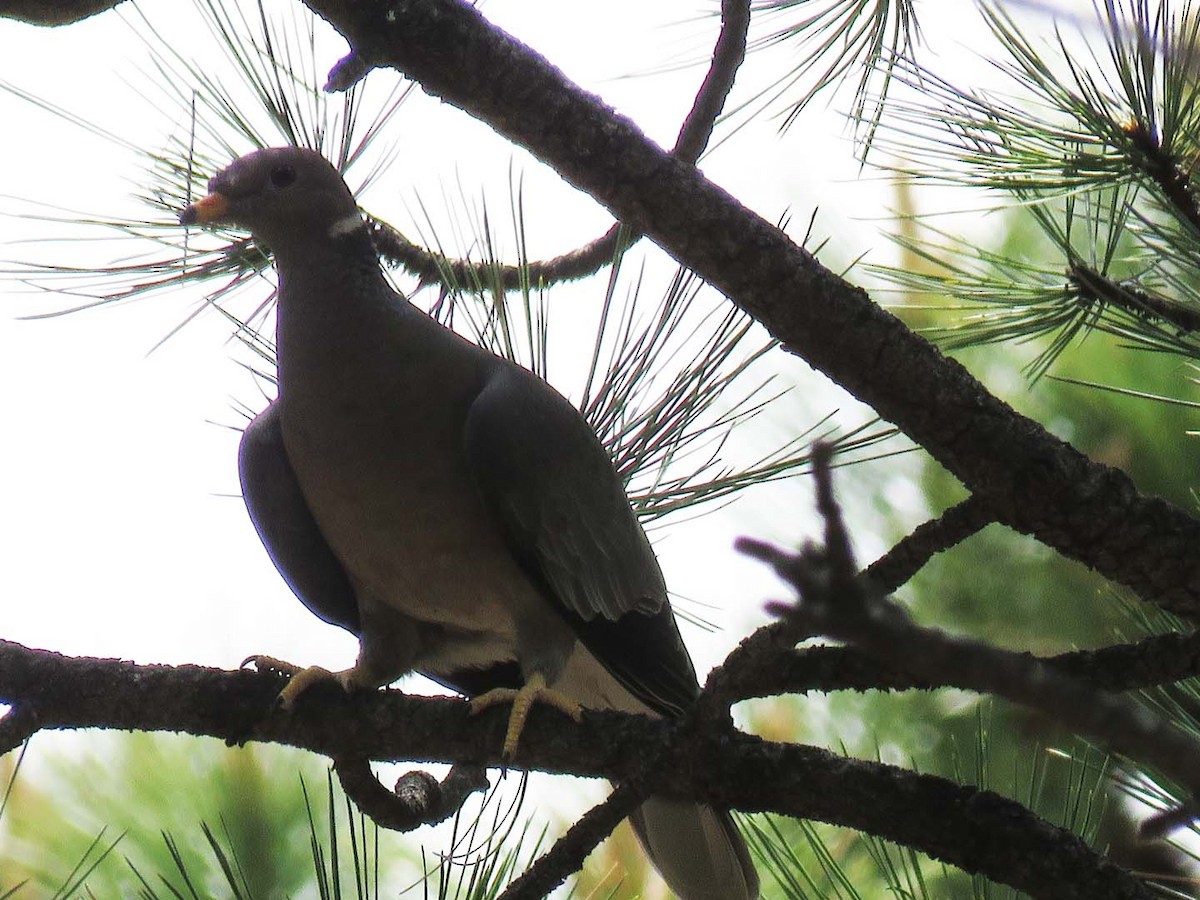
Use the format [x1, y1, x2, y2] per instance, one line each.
[718, 629, 1200, 702]
[357, 0, 750, 291]
[671, 463, 1200, 710]
[333, 759, 489, 832]
[365, 217, 636, 290]
[1123, 119, 1200, 234]
[671, 0, 750, 163]
[699, 619, 812, 724]
[864, 494, 995, 593]
[1069, 259, 1200, 335]
[0, 703, 37, 756]
[496, 783, 646, 900]
[1048, 629, 1200, 691]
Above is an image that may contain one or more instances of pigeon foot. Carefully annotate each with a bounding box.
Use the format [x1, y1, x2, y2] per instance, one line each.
[242, 655, 366, 709]
[469, 672, 583, 757]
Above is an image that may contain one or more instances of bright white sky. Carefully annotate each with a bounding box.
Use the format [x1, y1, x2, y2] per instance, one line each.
[0, 0, 1084, 889]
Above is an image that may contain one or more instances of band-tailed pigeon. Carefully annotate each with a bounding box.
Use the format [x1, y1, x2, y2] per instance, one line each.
[180, 147, 758, 900]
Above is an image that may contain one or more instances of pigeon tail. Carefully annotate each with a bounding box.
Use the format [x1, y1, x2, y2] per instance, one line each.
[629, 798, 759, 900]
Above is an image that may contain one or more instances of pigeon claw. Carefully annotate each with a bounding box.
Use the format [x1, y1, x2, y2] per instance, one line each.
[242, 655, 361, 709]
[241, 653, 302, 676]
[469, 673, 583, 758]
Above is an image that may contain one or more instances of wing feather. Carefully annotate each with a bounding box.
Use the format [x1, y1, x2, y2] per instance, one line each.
[464, 365, 699, 715]
[239, 401, 360, 635]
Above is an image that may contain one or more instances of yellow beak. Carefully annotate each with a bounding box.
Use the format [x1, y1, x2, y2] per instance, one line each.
[179, 192, 230, 225]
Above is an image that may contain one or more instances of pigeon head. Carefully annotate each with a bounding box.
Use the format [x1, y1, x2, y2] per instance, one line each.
[179, 147, 363, 251]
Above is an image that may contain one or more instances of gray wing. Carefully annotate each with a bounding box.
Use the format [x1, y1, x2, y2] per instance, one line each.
[239, 401, 360, 635]
[464, 364, 699, 716]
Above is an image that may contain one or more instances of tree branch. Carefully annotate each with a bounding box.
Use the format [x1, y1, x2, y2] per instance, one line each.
[1069, 260, 1200, 336]
[739, 446, 1200, 834]
[4, 2, 1190, 894]
[864, 494, 995, 593]
[0, 640, 1154, 898]
[497, 783, 646, 900]
[1123, 119, 1200, 237]
[718, 629, 1200, 702]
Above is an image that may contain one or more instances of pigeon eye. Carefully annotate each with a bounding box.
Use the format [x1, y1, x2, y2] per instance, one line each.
[270, 165, 296, 188]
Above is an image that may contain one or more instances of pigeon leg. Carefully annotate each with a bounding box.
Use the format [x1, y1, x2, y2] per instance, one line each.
[242, 655, 370, 709]
[468, 672, 583, 757]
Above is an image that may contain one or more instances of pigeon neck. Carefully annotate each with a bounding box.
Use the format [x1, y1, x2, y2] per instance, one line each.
[270, 219, 377, 274]
[272, 223, 411, 367]
[272, 224, 390, 306]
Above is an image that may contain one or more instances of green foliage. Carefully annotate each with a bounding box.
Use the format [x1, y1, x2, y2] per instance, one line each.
[873, 0, 1200, 379]
[0, 734, 572, 900]
[739, 707, 1117, 899]
[0, 733, 411, 898]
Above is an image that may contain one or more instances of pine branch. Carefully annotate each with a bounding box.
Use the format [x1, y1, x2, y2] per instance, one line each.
[1069, 259, 1200, 335]
[0, 639, 1155, 899]
[716, 629, 1200, 702]
[867, 3, 1200, 373]
[864, 494, 995, 593]
[1123, 118, 1200, 233]
[740, 446, 1200, 836]
[366, 216, 638, 290]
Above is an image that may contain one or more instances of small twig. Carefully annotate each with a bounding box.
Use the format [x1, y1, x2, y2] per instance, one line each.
[0, 704, 37, 756]
[670, 0, 750, 165]
[1069, 261, 1200, 335]
[703, 475, 988, 714]
[702, 479, 991, 713]
[865, 495, 995, 593]
[1140, 800, 1200, 841]
[1123, 120, 1200, 236]
[366, 218, 637, 290]
[324, 50, 371, 91]
[738, 444, 1200, 836]
[354, 0, 750, 292]
[496, 782, 646, 900]
[334, 758, 489, 832]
